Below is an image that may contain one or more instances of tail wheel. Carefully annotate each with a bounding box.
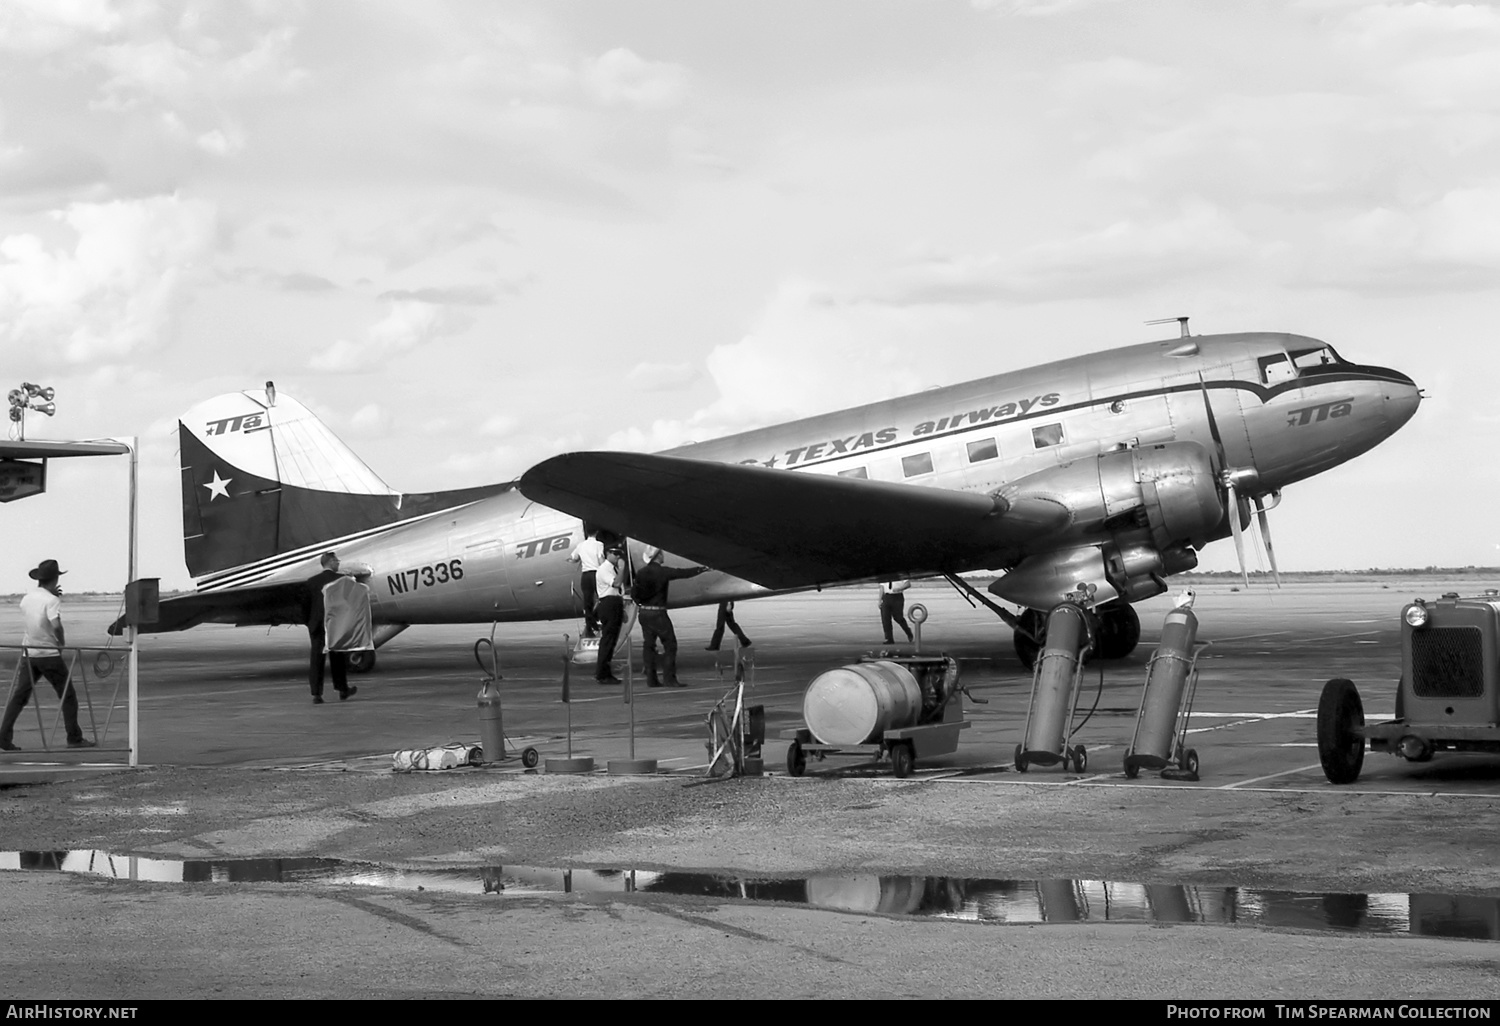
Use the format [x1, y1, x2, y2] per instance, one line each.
[1123, 753, 1140, 779]
[1317, 678, 1365, 785]
[1013, 743, 1028, 773]
[348, 650, 376, 674]
[1071, 745, 1088, 774]
[1182, 749, 1199, 776]
[521, 747, 540, 769]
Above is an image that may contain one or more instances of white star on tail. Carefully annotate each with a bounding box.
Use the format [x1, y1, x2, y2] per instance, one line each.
[203, 470, 232, 501]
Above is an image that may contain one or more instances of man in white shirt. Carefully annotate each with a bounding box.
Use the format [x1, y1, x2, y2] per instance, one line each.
[879, 579, 914, 645]
[592, 547, 626, 684]
[1, 559, 94, 751]
[566, 525, 606, 638]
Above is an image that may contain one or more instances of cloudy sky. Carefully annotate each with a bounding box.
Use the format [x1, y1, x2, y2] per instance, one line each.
[1, 0, 1497, 592]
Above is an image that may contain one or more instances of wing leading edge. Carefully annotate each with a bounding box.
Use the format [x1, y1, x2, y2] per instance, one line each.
[518, 452, 1069, 589]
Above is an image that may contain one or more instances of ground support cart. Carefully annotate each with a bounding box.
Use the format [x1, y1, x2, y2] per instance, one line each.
[1122, 643, 1205, 780]
[781, 654, 977, 778]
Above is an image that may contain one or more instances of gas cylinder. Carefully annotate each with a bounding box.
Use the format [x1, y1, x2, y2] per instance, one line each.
[1127, 606, 1198, 772]
[1019, 602, 1091, 766]
[478, 678, 506, 764]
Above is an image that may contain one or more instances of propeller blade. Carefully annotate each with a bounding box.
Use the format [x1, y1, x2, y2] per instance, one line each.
[1254, 494, 1282, 588]
[1227, 481, 1249, 589]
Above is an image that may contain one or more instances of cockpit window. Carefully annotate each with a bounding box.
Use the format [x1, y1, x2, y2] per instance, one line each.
[1258, 353, 1296, 384]
[1262, 346, 1346, 384]
[1290, 346, 1344, 372]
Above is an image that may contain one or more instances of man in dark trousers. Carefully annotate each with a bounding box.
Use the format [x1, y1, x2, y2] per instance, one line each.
[303, 551, 344, 704]
[635, 546, 709, 688]
[705, 601, 752, 651]
[322, 564, 373, 702]
[1, 559, 94, 751]
[880, 579, 914, 645]
[592, 547, 626, 684]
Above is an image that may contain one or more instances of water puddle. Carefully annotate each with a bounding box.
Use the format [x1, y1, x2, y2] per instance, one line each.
[4, 850, 1497, 941]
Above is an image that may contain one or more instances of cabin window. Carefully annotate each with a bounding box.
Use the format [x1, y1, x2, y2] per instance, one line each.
[902, 452, 934, 477]
[1258, 353, 1296, 384]
[966, 438, 998, 463]
[838, 466, 868, 480]
[1032, 424, 1064, 449]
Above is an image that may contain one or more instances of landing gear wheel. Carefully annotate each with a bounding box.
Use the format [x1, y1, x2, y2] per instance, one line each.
[890, 742, 915, 779]
[1182, 748, 1199, 776]
[348, 650, 376, 674]
[1013, 610, 1046, 670]
[521, 747, 540, 769]
[1071, 745, 1088, 774]
[1123, 754, 1140, 779]
[1013, 743, 1028, 773]
[1317, 677, 1365, 785]
[1095, 603, 1142, 660]
[786, 741, 806, 777]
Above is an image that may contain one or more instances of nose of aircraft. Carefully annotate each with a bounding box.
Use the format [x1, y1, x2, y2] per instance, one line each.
[1379, 370, 1422, 434]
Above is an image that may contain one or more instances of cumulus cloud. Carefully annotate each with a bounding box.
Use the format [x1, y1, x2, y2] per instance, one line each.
[604, 279, 931, 452]
[378, 284, 513, 305]
[0, 193, 216, 364]
[581, 48, 689, 109]
[308, 299, 474, 372]
[347, 403, 392, 436]
[624, 361, 698, 391]
[1302, 186, 1500, 291]
[879, 199, 1252, 304]
[0, 0, 122, 53]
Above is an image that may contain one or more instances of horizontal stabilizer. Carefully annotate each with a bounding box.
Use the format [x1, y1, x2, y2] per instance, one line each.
[519, 452, 1066, 589]
[109, 580, 309, 635]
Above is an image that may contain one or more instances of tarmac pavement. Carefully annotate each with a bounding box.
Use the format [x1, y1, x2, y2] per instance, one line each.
[2, 578, 1500, 999]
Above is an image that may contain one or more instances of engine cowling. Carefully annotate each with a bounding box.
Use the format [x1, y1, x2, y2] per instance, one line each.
[996, 440, 1223, 548]
[989, 441, 1223, 609]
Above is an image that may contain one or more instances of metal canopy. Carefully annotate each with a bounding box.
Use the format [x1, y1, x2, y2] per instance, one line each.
[0, 440, 132, 459]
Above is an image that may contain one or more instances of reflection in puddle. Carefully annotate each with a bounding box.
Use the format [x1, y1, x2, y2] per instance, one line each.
[3, 850, 1497, 942]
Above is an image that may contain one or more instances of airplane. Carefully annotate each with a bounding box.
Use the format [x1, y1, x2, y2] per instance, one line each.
[519, 327, 1421, 663]
[112, 327, 1420, 670]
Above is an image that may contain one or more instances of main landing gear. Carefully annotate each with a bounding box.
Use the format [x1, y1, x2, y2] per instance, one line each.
[1014, 602, 1140, 670]
[940, 574, 1142, 669]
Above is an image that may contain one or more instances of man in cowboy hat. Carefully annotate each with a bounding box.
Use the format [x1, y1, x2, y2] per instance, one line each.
[1, 559, 94, 751]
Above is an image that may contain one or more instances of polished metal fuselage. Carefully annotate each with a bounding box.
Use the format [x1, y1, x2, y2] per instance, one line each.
[252, 332, 1420, 624]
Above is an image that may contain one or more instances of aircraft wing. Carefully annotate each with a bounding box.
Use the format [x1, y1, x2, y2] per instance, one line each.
[108, 580, 308, 636]
[519, 452, 1069, 589]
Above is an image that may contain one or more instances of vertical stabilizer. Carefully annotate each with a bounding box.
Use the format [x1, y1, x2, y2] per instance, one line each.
[180, 390, 402, 579]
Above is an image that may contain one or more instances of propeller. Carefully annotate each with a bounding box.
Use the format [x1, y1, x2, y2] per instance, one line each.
[1199, 376, 1280, 589]
[1253, 491, 1282, 587]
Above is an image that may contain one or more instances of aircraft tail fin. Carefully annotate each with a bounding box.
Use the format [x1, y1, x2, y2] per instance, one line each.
[180, 389, 510, 580]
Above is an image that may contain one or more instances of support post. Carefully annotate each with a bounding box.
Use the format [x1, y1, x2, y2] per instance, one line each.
[127, 437, 138, 768]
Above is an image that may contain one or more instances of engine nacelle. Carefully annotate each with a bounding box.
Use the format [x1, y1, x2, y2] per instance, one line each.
[989, 442, 1221, 609]
[996, 440, 1223, 551]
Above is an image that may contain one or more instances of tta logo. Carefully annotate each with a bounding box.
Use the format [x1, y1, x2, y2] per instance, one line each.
[204, 413, 266, 436]
[1286, 398, 1353, 427]
[516, 533, 572, 559]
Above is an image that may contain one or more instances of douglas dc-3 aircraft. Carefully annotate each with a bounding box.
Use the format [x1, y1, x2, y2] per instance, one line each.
[116, 329, 1419, 669]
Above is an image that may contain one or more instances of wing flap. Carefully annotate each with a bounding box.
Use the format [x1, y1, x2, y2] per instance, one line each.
[519, 452, 1068, 589]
